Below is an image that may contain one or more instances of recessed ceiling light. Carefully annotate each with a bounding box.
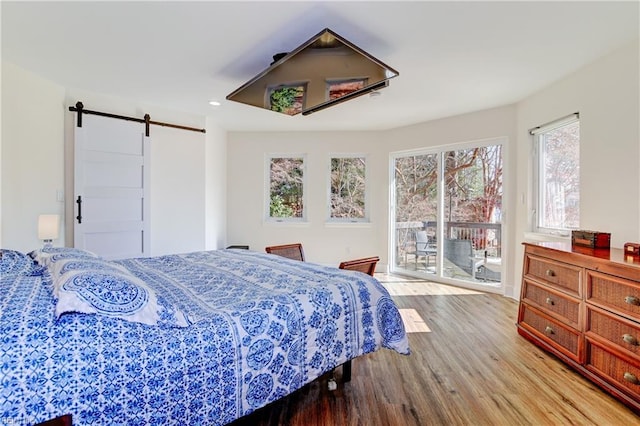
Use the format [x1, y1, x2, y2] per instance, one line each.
[209, 100, 221, 106]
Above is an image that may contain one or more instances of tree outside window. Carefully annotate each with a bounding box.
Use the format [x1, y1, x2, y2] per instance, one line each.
[330, 156, 367, 221]
[268, 84, 306, 116]
[533, 116, 580, 233]
[269, 157, 305, 219]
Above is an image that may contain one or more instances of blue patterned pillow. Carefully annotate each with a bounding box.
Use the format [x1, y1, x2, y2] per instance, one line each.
[51, 258, 189, 328]
[0, 249, 44, 276]
[30, 246, 100, 268]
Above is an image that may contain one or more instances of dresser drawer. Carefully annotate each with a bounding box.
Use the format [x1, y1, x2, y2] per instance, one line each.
[519, 303, 581, 362]
[586, 340, 640, 401]
[524, 254, 581, 296]
[587, 271, 640, 319]
[521, 279, 580, 328]
[586, 306, 640, 358]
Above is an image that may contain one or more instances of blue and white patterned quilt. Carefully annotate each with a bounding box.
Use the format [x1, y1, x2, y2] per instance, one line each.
[0, 249, 409, 425]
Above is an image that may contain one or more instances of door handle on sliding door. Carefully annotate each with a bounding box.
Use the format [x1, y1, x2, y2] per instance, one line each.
[76, 195, 82, 224]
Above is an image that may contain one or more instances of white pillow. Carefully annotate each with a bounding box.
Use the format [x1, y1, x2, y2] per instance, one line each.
[49, 255, 189, 328]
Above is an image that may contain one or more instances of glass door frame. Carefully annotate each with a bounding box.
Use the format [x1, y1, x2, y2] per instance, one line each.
[389, 137, 508, 294]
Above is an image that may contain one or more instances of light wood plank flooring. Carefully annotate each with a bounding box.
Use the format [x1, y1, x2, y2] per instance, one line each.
[230, 274, 639, 425]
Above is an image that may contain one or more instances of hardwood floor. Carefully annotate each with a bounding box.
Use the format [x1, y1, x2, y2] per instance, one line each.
[229, 274, 639, 426]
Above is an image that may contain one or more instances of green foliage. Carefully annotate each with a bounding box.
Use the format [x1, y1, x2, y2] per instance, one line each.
[270, 194, 295, 217]
[269, 157, 304, 218]
[270, 87, 299, 113]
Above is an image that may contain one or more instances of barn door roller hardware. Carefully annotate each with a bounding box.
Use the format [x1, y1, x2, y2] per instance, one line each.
[69, 101, 206, 136]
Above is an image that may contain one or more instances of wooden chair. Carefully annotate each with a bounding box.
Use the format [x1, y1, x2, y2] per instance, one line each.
[35, 415, 72, 426]
[338, 256, 380, 277]
[265, 243, 305, 261]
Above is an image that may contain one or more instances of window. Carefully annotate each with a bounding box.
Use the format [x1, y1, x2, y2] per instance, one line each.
[267, 83, 306, 116]
[327, 78, 367, 101]
[329, 156, 368, 222]
[267, 156, 306, 221]
[531, 113, 580, 234]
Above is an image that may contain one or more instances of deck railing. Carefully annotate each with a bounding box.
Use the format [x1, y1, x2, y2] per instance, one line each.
[396, 220, 502, 263]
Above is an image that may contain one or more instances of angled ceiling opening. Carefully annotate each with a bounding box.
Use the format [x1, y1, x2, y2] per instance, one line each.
[226, 28, 398, 116]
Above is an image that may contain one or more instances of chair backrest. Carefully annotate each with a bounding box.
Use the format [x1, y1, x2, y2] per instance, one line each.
[265, 243, 305, 261]
[415, 230, 429, 250]
[416, 230, 436, 252]
[444, 238, 474, 273]
[338, 256, 380, 276]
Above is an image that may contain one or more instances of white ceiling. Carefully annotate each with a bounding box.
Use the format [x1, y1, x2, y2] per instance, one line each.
[2, 1, 638, 132]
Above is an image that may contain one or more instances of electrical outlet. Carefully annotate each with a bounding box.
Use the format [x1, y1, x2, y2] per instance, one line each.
[56, 190, 64, 202]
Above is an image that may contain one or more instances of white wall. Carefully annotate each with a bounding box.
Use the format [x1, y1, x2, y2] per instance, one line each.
[1, 62, 65, 251]
[205, 117, 227, 250]
[148, 125, 206, 255]
[227, 130, 389, 264]
[513, 39, 640, 299]
[1, 62, 227, 254]
[227, 105, 517, 284]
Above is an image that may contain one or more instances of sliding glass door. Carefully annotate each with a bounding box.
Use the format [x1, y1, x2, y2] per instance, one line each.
[391, 141, 504, 292]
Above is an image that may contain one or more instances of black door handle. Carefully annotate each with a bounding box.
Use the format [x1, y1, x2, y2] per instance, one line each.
[76, 195, 82, 224]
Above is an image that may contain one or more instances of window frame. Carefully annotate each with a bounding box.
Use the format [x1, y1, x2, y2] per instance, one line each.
[326, 153, 370, 224]
[531, 113, 580, 236]
[265, 153, 308, 223]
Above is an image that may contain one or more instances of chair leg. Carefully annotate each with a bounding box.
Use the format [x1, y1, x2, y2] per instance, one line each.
[343, 359, 352, 382]
[328, 360, 352, 391]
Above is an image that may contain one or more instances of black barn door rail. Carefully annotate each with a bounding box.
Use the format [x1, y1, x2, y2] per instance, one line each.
[69, 101, 206, 136]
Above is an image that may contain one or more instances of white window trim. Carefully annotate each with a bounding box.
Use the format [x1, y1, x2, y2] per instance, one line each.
[326, 153, 370, 224]
[388, 136, 508, 293]
[264, 153, 308, 223]
[530, 113, 580, 236]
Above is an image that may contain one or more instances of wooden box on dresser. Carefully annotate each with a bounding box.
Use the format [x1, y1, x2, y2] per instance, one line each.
[517, 242, 640, 413]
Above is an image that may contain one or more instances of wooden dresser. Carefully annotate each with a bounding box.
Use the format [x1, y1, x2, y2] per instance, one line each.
[517, 242, 640, 412]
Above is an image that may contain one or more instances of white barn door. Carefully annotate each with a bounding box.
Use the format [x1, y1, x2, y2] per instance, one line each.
[74, 114, 150, 259]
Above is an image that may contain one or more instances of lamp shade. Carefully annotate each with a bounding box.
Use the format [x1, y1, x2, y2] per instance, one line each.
[38, 214, 60, 240]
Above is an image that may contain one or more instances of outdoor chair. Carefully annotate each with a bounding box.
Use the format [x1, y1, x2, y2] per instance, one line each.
[415, 230, 437, 269]
[443, 238, 484, 279]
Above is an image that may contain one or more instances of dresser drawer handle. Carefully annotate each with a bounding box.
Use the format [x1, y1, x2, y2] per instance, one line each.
[623, 372, 640, 385]
[622, 334, 639, 346]
[544, 326, 554, 335]
[545, 269, 555, 277]
[545, 297, 555, 306]
[624, 296, 640, 306]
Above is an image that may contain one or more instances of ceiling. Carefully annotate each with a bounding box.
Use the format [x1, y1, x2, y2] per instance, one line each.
[2, 1, 638, 132]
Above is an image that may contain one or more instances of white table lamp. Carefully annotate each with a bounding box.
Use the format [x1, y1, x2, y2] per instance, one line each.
[38, 214, 60, 247]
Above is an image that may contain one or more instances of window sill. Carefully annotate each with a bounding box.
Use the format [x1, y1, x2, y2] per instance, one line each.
[523, 232, 570, 243]
[264, 220, 310, 227]
[324, 221, 372, 228]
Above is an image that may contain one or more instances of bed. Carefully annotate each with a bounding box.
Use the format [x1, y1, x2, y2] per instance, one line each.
[0, 247, 409, 425]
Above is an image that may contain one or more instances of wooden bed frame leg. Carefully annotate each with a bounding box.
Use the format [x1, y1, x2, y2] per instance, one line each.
[343, 360, 352, 382]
